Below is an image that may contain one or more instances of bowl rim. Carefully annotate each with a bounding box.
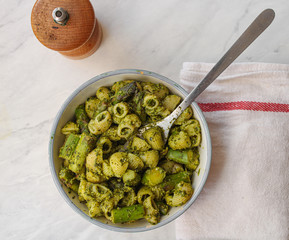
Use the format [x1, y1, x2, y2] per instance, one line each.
[49, 69, 212, 232]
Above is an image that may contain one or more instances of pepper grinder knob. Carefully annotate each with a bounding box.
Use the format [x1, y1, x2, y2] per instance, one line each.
[52, 7, 69, 25]
[31, 0, 103, 60]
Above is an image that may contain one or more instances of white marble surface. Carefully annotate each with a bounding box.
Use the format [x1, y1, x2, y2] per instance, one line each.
[1, 0, 289, 239]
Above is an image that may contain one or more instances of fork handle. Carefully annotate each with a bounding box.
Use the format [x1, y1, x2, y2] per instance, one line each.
[166, 9, 275, 123]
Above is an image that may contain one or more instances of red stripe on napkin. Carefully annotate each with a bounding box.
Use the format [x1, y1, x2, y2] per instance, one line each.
[197, 101, 289, 112]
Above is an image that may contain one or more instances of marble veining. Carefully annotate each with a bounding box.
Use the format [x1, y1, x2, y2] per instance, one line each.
[1, 0, 289, 239]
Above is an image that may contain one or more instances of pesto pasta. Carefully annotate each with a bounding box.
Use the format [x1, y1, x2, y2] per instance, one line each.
[58, 80, 201, 225]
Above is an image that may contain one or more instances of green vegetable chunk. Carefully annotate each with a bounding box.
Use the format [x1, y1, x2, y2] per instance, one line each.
[112, 82, 137, 104]
[59, 134, 80, 161]
[122, 170, 141, 186]
[111, 204, 145, 223]
[167, 149, 193, 165]
[69, 132, 96, 174]
[132, 91, 146, 122]
[142, 167, 166, 186]
[159, 171, 191, 191]
[75, 104, 90, 133]
[59, 167, 80, 193]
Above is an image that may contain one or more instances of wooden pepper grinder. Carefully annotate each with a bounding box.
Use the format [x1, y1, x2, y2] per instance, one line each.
[31, 0, 102, 59]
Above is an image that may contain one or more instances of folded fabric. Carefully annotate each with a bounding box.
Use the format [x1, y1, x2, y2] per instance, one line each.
[175, 62, 289, 240]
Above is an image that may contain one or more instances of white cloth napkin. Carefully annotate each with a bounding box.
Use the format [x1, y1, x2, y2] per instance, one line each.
[175, 62, 289, 240]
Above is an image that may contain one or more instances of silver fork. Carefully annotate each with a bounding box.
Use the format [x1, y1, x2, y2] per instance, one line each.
[138, 9, 275, 143]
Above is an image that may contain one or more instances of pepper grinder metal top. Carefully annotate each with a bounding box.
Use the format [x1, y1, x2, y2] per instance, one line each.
[31, 0, 102, 59]
[52, 7, 69, 25]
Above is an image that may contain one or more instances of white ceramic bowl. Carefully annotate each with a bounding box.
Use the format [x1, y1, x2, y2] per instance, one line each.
[49, 69, 212, 232]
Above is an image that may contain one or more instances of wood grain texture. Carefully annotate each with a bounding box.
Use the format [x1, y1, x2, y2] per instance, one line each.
[59, 18, 103, 59]
[31, 0, 102, 58]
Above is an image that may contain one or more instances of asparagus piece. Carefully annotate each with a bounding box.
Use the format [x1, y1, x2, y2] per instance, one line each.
[69, 132, 96, 174]
[159, 171, 191, 191]
[75, 104, 90, 133]
[132, 91, 146, 122]
[59, 167, 80, 193]
[167, 149, 193, 165]
[59, 134, 80, 161]
[112, 82, 137, 104]
[111, 204, 145, 223]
